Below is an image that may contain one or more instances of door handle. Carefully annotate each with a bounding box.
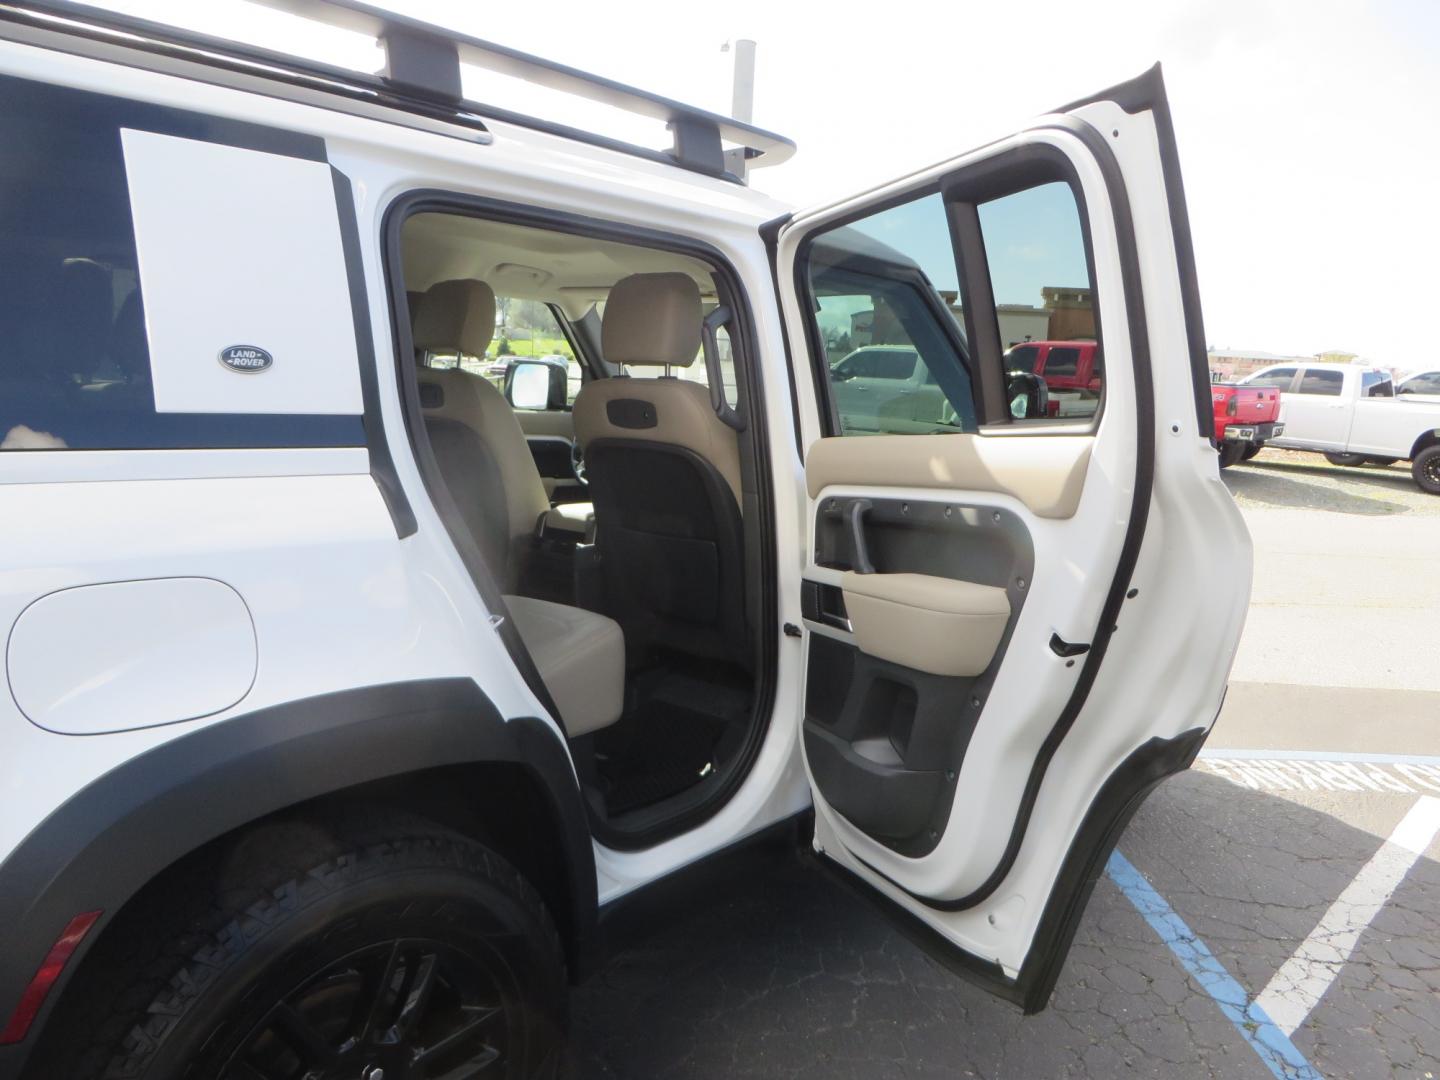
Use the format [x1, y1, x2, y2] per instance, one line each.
[847, 499, 875, 574]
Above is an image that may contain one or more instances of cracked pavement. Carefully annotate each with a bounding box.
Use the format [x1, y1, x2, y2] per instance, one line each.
[571, 772, 1440, 1078]
[569, 465, 1440, 1078]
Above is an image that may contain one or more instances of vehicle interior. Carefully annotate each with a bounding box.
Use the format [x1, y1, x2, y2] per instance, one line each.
[397, 211, 768, 839]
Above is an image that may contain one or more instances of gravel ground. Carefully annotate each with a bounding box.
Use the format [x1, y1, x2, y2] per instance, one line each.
[1222, 447, 1439, 516]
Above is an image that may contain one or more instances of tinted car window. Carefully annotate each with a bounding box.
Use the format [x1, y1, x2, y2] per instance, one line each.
[1296, 369, 1344, 396]
[1246, 368, 1296, 390]
[1044, 346, 1081, 377]
[1004, 344, 1039, 373]
[806, 193, 975, 437]
[1361, 371, 1394, 398]
[0, 75, 364, 451]
[1400, 372, 1440, 394]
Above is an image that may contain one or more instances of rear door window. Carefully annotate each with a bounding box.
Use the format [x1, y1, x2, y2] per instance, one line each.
[1246, 367, 1297, 391]
[1296, 369, 1344, 396]
[0, 75, 366, 451]
[1042, 346, 1081, 377]
[1361, 371, 1394, 398]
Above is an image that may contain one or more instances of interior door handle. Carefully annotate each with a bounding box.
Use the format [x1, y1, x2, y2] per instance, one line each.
[847, 499, 875, 574]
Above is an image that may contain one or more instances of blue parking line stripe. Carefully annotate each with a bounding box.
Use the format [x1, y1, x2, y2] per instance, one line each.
[1107, 850, 1323, 1080]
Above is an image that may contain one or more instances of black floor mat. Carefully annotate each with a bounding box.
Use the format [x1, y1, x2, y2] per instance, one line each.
[596, 663, 751, 817]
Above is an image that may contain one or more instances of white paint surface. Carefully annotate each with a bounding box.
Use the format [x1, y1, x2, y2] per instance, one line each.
[7, 577, 256, 734]
[121, 128, 363, 415]
[1253, 795, 1440, 1035]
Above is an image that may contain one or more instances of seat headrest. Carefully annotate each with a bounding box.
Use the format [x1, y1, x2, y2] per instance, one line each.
[413, 279, 496, 357]
[602, 272, 701, 368]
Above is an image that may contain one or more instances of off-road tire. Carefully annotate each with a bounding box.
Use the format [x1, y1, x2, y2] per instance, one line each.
[33, 818, 566, 1080]
[1241, 444, 1263, 461]
[1413, 446, 1440, 495]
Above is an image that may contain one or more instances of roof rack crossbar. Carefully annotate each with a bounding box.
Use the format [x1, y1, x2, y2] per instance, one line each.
[1, 0, 795, 180]
[258, 0, 795, 177]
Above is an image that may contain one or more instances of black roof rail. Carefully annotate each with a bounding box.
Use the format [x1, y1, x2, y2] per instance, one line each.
[0, 0, 796, 182]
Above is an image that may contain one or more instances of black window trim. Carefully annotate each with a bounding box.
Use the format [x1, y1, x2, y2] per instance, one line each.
[793, 140, 1108, 440]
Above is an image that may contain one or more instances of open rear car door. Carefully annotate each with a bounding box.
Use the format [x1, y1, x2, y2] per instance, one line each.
[772, 66, 1252, 1012]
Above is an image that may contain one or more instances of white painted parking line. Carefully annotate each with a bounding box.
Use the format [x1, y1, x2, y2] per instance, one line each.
[1253, 795, 1440, 1036]
[1198, 754, 1440, 795]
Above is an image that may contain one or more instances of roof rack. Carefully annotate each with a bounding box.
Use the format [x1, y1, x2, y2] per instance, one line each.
[0, 0, 796, 182]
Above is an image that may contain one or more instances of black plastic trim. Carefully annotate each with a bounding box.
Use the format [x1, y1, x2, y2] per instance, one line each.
[759, 212, 805, 460]
[382, 191, 779, 853]
[1010, 725, 1208, 1012]
[0, 680, 596, 1073]
[1057, 64, 1212, 438]
[812, 725, 1207, 1013]
[329, 166, 416, 537]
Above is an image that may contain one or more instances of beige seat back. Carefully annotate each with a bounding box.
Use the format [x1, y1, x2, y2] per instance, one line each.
[414, 279, 549, 590]
[572, 273, 741, 504]
[571, 272, 748, 665]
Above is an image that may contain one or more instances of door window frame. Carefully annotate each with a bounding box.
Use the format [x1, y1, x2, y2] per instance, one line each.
[793, 141, 1109, 440]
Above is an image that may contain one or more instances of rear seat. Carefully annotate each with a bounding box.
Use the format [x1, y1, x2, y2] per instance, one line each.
[505, 595, 624, 737]
[413, 278, 623, 738]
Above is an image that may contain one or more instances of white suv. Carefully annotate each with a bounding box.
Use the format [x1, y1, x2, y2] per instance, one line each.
[0, 3, 1250, 1077]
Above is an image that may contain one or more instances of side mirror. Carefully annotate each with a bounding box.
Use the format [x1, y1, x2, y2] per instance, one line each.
[505, 359, 567, 410]
[1005, 370, 1049, 420]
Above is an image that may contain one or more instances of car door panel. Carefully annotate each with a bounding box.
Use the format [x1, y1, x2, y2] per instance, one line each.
[775, 66, 1250, 1008]
[804, 432, 1093, 518]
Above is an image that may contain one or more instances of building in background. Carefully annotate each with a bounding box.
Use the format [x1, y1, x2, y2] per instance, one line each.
[935, 285, 1095, 351]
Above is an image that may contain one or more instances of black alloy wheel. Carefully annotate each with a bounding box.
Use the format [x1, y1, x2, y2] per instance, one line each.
[222, 938, 516, 1079]
[32, 824, 566, 1080]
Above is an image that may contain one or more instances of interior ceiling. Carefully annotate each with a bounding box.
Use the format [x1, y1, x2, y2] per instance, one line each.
[402, 212, 718, 319]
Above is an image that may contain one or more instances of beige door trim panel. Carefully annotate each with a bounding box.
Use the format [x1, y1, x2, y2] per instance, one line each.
[840, 571, 1010, 677]
[805, 434, 1093, 520]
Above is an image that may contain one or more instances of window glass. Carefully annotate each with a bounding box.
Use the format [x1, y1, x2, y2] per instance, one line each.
[978, 182, 1099, 422]
[0, 75, 364, 450]
[1043, 346, 1081, 377]
[804, 193, 975, 436]
[1361, 371, 1394, 398]
[1246, 368, 1296, 390]
[1402, 372, 1440, 394]
[1297, 369, 1343, 396]
[422, 296, 581, 407]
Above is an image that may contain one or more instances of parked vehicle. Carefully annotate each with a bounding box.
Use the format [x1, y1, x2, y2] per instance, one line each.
[1240, 363, 1440, 492]
[1210, 384, 1284, 467]
[828, 345, 945, 431]
[0, 3, 1250, 1076]
[1004, 340, 1102, 418]
[1398, 369, 1440, 401]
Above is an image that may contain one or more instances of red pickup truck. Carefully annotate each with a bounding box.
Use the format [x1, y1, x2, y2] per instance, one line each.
[1211, 384, 1284, 467]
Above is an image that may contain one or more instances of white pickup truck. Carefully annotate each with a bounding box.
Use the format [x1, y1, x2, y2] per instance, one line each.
[1241, 362, 1440, 494]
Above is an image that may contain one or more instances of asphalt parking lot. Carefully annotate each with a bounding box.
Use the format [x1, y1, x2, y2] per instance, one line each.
[571, 449, 1440, 1079]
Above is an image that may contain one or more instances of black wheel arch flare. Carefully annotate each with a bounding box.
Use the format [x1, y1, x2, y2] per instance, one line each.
[0, 679, 596, 1075]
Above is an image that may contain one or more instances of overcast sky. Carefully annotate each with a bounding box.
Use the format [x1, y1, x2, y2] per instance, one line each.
[108, 0, 1440, 368]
